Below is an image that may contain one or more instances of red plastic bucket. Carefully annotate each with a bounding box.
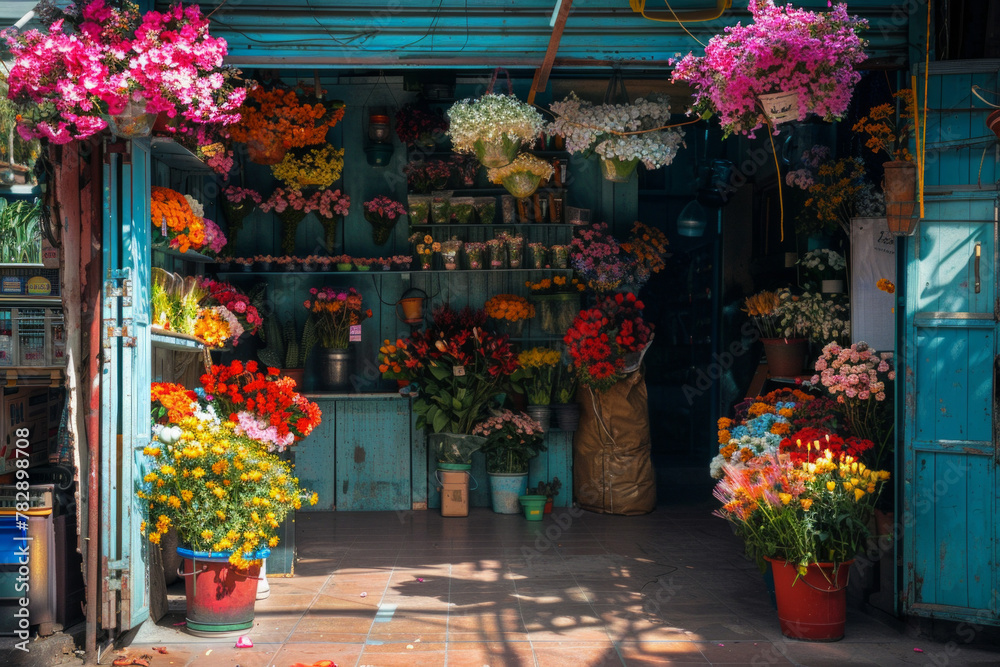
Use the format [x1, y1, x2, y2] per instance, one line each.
[177, 546, 270, 637]
[766, 557, 852, 641]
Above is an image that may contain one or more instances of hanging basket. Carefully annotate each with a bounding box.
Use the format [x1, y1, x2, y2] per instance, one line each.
[600, 156, 640, 183]
[758, 91, 800, 125]
[105, 99, 156, 139]
[500, 171, 542, 199]
[883, 161, 917, 236]
[246, 137, 288, 165]
[474, 136, 522, 168]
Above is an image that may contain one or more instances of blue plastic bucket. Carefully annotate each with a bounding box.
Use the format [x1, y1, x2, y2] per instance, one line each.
[488, 473, 528, 514]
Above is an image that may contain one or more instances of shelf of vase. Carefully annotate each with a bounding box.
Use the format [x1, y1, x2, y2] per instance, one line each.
[214, 268, 573, 277]
[150, 137, 211, 172]
[409, 223, 574, 229]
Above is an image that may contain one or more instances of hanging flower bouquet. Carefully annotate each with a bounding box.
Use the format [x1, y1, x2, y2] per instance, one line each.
[271, 144, 345, 189]
[564, 292, 653, 393]
[447, 93, 546, 168]
[3, 0, 247, 144]
[228, 85, 345, 164]
[151, 186, 205, 253]
[487, 154, 554, 199]
[548, 92, 685, 180]
[221, 186, 262, 249]
[311, 188, 351, 252]
[395, 101, 449, 148]
[304, 287, 373, 349]
[260, 187, 317, 255]
[670, 1, 868, 138]
[363, 196, 408, 245]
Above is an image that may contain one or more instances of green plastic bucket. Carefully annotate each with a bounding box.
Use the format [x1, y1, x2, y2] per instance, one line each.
[519, 494, 547, 521]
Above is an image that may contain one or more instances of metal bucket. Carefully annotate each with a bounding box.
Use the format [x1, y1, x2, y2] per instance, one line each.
[317, 347, 353, 391]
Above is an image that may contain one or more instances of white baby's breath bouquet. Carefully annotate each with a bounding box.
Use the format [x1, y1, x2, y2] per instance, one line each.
[778, 290, 850, 344]
[548, 92, 685, 169]
[798, 248, 846, 285]
[447, 94, 546, 163]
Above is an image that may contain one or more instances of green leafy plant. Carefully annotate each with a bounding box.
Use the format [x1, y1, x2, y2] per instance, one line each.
[526, 477, 561, 498]
[473, 409, 547, 474]
[0, 197, 42, 263]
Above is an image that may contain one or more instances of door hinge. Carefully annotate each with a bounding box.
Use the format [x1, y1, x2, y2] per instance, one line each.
[104, 273, 133, 307]
[103, 318, 136, 348]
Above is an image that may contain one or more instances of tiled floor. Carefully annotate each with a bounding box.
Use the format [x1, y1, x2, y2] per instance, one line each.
[128, 503, 1000, 666]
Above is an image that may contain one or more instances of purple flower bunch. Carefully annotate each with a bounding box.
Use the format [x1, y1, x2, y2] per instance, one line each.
[671, 1, 868, 137]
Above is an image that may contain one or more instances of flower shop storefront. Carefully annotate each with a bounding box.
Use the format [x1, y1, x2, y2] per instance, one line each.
[22, 0, 1000, 656]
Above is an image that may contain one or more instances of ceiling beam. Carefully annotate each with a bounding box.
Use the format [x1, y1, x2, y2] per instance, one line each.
[528, 0, 574, 104]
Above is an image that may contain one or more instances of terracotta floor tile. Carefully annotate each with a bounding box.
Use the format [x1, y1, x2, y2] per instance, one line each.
[271, 641, 364, 666]
[183, 644, 280, 666]
[446, 646, 538, 666]
[616, 640, 709, 662]
[293, 613, 376, 633]
[531, 643, 625, 666]
[356, 649, 448, 665]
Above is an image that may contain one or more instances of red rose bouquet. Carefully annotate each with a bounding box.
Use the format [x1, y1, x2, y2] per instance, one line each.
[200, 360, 322, 451]
[564, 292, 653, 393]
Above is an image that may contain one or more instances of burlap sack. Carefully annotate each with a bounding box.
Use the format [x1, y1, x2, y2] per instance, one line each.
[573, 368, 656, 515]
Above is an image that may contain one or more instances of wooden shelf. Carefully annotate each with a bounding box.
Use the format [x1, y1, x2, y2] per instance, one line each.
[409, 223, 574, 229]
[215, 268, 572, 277]
[151, 327, 207, 352]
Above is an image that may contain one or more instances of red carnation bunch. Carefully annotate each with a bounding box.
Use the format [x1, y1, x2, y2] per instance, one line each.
[779, 426, 873, 464]
[564, 292, 653, 393]
[200, 360, 322, 449]
[197, 277, 263, 340]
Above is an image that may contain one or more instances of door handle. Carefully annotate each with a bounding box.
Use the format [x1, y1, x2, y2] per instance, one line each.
[974, 242, 981, 294]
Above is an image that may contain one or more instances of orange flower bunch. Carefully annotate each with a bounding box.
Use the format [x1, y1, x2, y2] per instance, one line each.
[151, 186, 205, 253]
[851, 89, 915, 162]
[876, 278, 895, 294]
[485, 294, 536, 322]
[621, 222, 669, 277]
[228, 86, 346, 151]
[524, 275, 586, 293]
[194, 309, 232, 348]
[151, 382, 198, 424]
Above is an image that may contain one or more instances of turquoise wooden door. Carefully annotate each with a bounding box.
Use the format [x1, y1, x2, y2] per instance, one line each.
[101, 139, 152, 632]
[903, 192, 999, 624]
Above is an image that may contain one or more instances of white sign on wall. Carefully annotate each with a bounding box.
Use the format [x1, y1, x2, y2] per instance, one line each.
[850, 217, 896, 353]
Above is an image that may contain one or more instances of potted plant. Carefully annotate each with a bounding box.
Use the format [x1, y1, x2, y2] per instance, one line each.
[548, 92, 685, 181]
[526, 477, 562, 514]
[363, 196, 408, 245]
[797, 249, 847, 293]
[852, 89, 918, 234]
[670, 1, 868, 138]
[713, 450, 890, 640]
[517, 347, 561, 431]
[743, 290, 807, 377]
[228, 85, 345, 164]
[409, 233, 438, 270]
[486, 154, 553, 199]
[4, 0, 246, 143]
[257, 317, 318, 390]
[303, 286, 372, 391]
[447, 93, 546, 168]
[472, 409, 547, 514]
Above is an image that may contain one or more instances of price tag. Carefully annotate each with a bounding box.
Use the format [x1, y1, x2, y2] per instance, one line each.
[349, 324, 361, 342]
[452, 365, 466, 377]
[161, 216, 168, 237]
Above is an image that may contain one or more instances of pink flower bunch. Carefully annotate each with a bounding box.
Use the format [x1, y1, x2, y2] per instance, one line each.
[128, 3, 246, 124]
[3, 1, 245, 143]
[363, 196, 407, 221]
[671, 1, 868, 137]
[311, 189, 351, 220]
[473, 409, 544, 441]
[202, 218, 227, 255]
[223, 186, 262, 206]
[260, 188, 316, 215]
[811, 341, 894, 403]
[206, 150, 234, 178]
[197, 277, 263, 338]
[233, 411, 294, 451]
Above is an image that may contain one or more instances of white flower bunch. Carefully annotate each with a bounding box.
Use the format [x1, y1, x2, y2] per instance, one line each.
[184, 193, 205, 219]
[778, 290, 850, 344]
[798, 248, 846, 282]
[446, 94, 546, 152]
[548, 92, 685, 169]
